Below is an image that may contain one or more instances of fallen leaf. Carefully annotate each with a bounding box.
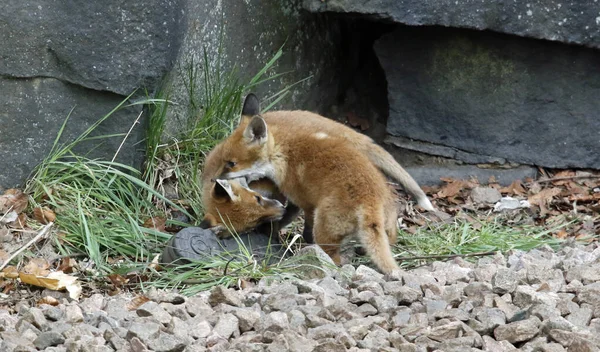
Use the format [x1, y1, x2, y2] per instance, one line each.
[528, 188, 561, 207]
[500, 180, 527, 196]
[0, 189, 28, 214]
[38, 296, 60, 306]
[107, 273, 128, 288]
[8, 213, 28, 229]
[142, 216, 166, 233]
[33, 207, 56, 225]
[554, 230, 568, 239]
[57, 257, 77, 274]
[127, 295, 150, 310]
[19, 271, 82, 300]
[1, 211, 18, 224]
[23, 258, 51, 276]
[1, 266, 19, 279]
[148, 253, 161, 271]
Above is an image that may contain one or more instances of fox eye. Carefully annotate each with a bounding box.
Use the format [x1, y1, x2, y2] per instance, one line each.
[225, 161, 236, 169]
[255, 195, 262, 205]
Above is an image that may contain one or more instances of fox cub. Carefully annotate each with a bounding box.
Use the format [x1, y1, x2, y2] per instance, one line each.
[218, 112, 402, 274]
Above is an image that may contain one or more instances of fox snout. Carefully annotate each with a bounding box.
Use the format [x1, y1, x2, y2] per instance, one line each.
[263, 198, 286, 221]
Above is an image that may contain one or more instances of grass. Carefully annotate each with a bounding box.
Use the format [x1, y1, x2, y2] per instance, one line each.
[388, 218, 567, 269]
[15, 35, 573, 295]
[20, 41, 315, 292]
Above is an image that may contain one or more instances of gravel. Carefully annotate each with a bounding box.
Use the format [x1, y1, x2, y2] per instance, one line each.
[2, 242, 600, 351]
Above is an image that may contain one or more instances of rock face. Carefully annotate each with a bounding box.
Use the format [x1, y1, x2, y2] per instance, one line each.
[303, 0, 600, 174]
[302, 0, 600, 50]
[0, 0, 185, 188]
[160, 0, 342, 138]
[376, 26, 600, 169]
[0, 0, 184, 95]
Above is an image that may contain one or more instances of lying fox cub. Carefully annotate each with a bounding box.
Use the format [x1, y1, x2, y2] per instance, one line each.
[217, 112, 402, 274]
[200, 94, 433, 247]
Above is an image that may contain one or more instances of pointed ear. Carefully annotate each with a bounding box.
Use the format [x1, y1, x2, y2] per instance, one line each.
[242, 93, 261, 116]
[212, 179, 237, 202]
[243, 116, 268, 145]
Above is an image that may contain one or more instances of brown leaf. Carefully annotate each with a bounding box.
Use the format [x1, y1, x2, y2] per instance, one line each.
[107, 273, 128, 288]
[57, 257, 77, 274]
[33, 207, 56, 225]
[8, 213, 28, 229]
[23, 258, 51, 276]
[528, 188, 561, 207]
[38, 296, 60, 306]
[551, 170, 576, 185]
[142, 216, 166, 233]
[554, 230, 568, 239]
[0, 189, 29, 214]
[1, 266, 19, 279]
[437, 179, 465, 199]
[500, 180, 527, 196]
[127, 295, 151, 311]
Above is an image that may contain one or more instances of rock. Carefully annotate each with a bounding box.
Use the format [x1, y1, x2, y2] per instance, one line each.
[548, 329, 600, 350]
[470, 308, 506, 335]
[126, 320, 161, 343]
[471, 187, 502, 204]
[492, 268, 522, 294]
[566, 306, 593, 328]
[64, 304, 84, 324]
[137, 301, 172, 325]
[357, 326, 390, 350]
[33, 331, 65, 350]
[374, 22, 600, 171]
[293, 245, 338, 279]
[482, 335, 517, 352]
[20, 307, 48, 330]
[189, 319, 212, 340]
[494, 317, 541, 343]
[209, 286, 243, 308]
[147, 332, 187, 352]
[212, 313, 239, 339]
[354, 265, 385, 283]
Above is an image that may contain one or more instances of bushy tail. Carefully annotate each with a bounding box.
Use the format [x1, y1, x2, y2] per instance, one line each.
[365, 143, 435, 211]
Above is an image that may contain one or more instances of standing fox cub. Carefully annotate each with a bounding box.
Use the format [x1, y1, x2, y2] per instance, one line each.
[218, 114, 403, 274]
[200, 94, 434, 241]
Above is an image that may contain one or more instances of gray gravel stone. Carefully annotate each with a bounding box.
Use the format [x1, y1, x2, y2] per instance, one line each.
[33, 331, 65, 350]
[209, 286, 243, 307]
[494, 317, 541, 343]
[147, 332, 187, 352]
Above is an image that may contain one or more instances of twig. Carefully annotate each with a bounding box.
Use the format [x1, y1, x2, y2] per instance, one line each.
[534, 175, 600, 184]
[0, 222, 54, 271]
[397, 250, 496, 262]
[111, 110, 144, 164]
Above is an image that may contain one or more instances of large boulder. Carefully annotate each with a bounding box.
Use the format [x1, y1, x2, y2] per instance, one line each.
[0, 0, 185, 188]
[160, 0, 342, 137]
[302, 0, 600, 50]
[376, 26, 600, 169]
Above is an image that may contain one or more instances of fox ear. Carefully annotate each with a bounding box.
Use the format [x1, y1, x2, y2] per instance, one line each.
[243, 116, 268, 145]
[242, 93, 261, 116]
[213, 179, 238, 202]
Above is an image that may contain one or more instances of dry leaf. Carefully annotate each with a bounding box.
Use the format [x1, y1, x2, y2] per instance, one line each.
[500, 180, 527, 195]
[38, 296, 60, 306]
[23, 258, 51, 276]
[0, 189, 28, 214]
[8, 213, 28, 229]
[437, 179, 465, 199]
[528, 188, 561, 207]
[148, 254, 161, 271]
[554, 230, 568, 239]
[127, 295, 151, 311]
[19, 271, 82, 300]
[1, 266, 19, 279]
[107, 273, 128, 287]
[57, 257, 77, 274]
[33, 207, 56, 224]
[142, 216, 166, 233]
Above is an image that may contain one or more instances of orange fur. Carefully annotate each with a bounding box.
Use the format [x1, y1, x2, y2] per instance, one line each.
[219, 115, 401, 274]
